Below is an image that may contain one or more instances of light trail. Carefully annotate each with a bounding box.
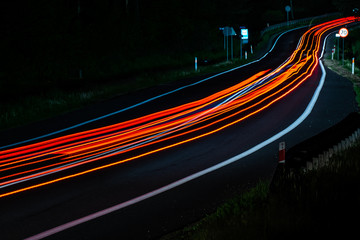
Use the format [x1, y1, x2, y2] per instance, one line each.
[0, 17, 357, 198]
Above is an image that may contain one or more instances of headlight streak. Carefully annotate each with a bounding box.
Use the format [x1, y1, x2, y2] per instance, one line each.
[0, 17, 357, 198]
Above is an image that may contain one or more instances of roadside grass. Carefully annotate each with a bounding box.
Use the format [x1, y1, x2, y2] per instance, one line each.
[328, 26, 360, 108]
[324, 57, 360, 108]
[161, 139, 360, 240]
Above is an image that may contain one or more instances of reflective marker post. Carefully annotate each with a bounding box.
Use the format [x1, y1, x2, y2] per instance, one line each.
[195, 57, 198, 72]
[279, 142, 286, 164]
[352, 58, 355, 75]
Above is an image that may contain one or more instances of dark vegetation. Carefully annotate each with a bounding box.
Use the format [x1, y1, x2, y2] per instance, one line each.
[0, 0, 358, 130]
[342, 27, 360, 62]
[161, 138, 360, 240]
[333, 27, 360, 107]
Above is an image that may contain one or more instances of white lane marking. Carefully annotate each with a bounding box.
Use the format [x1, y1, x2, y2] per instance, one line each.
[0, 27, 305, 150]
[25, 32, 329, 240]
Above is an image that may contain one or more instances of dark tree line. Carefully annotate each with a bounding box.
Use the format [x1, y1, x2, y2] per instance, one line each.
[0, 0, 357, 98]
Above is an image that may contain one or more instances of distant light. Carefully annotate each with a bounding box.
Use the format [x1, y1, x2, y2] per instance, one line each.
[335, 33, 340, 37]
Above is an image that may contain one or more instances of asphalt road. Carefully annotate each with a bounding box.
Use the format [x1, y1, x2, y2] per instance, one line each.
[0, 23, 358, 240]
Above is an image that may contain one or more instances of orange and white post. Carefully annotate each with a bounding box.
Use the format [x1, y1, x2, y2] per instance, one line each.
[279, 142, 286, 164]
[352, 57, 355, 75]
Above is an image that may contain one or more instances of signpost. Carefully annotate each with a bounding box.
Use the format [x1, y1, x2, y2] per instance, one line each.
[222, 27, 236, 61]
[339, 27, 349, 65]
[336, 33, 340, 60]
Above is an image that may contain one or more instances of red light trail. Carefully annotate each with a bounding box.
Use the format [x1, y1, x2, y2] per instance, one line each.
[0, 17, 357, 198]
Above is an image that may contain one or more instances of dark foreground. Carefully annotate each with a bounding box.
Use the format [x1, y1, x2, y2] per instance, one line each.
[162, 137, 360, 240]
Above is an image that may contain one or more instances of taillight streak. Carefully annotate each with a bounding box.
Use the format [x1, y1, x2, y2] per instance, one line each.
[0, 17, 357, 198]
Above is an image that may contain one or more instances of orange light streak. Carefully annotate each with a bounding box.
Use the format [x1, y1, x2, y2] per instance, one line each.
[0, 17, 357, 198]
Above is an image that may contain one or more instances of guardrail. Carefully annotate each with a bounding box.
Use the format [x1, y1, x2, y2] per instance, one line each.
[280, 112, 360, 172]
[260, 13, 342, 36]
[305, 128, 360, 171]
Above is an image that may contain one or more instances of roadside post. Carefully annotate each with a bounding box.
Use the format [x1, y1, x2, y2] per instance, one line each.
[352, 58, 355, 75]
[195, 57, 198, 72]
[279, 142, 286, 164]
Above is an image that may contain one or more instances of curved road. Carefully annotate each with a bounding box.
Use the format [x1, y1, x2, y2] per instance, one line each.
[0, 17, 358, 239]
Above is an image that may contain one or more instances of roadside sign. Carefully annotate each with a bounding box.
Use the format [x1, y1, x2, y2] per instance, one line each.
[339, 28, 349, 38]
[241, 29, 248, 39]
[240, 28, 248, 44]
[223, 27, 236, 36]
